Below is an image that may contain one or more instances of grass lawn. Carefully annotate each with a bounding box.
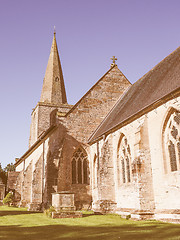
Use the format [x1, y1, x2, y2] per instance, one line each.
[0, 206, 180, 240]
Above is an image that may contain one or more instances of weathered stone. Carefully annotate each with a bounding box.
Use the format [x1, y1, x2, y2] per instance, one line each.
[9, 33, 180, 223]
[52, 192, 76, 211]
[52, 211, 82, 219]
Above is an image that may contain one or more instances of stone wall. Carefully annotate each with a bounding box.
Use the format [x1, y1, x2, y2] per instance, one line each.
[63, 66, 131, 143]
[21, 161, 33, 205]
[148, 97, 180, 214]
[98, 137, 115, 200]
[7, 172, 20, 190]
[15, 141, 44, 208]
[48, 65, 131, 209]
[29, 102, 72, 147]
[90, 95, 180, 220]
[14, 65, 131, 210]
[42, 125, 92, 209]
[7, 172, 21, 203]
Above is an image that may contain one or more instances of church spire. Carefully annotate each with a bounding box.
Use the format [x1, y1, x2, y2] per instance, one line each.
[40, 31, 67, 105]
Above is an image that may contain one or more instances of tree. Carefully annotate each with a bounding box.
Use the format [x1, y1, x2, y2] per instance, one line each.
[0, 162, 15, 185]
[0, 163, 3, 171]
[4, 163, 15, 172]
[0, 163, 7, 185]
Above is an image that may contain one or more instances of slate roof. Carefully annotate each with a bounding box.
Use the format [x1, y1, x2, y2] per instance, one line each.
[89, 46, 180, 143]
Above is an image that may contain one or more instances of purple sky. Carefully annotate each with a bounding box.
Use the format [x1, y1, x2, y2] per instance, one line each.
[0, 0, 180, 167]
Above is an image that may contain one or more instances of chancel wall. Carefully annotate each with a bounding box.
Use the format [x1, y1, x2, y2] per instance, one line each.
[90, 95, 180, 220]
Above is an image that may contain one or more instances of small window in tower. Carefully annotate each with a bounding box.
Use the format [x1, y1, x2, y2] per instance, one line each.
[55, 77, 59, 82]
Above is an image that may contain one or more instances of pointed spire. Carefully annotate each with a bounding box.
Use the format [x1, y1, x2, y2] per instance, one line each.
[40, 31, 67, 105]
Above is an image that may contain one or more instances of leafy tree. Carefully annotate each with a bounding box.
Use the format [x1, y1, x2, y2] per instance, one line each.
[0, 163, 7, 185]
[0, 162, 15, 185]
[4, 163, 15, 172]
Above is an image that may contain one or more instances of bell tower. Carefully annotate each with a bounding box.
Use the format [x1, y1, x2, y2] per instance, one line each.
[29, 31, 72, 147]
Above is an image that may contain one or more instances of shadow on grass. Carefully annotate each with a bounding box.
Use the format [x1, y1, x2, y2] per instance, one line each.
[0, 209, 98, 217]
[0, 211, 39, 216]
[0, 222, 180, 240]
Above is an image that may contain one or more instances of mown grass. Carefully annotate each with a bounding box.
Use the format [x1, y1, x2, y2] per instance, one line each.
[0, 206, 180, 240]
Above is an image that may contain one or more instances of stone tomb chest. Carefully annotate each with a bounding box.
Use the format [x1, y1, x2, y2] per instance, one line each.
[52, 192, 76, 211]
[51, 192, 83, 218]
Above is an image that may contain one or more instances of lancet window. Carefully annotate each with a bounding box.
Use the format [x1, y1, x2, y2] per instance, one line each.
[163, 109, 180, 172]
[118, 135, 132, 184]
[72, 148, 89, 184]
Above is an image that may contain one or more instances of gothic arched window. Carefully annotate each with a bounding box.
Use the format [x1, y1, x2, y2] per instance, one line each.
[117, 134, 132, 184]
[71, 148, 89, 184]
[163, 108, 180, 173]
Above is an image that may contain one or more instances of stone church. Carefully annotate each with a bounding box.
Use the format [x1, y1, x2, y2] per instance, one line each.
[8, 32, 180, 222]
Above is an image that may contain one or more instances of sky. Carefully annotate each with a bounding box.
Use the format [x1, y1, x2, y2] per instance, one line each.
[0, 0, 180, 167]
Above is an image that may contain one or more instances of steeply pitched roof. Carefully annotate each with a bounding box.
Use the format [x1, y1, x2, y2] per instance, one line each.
[89, 46, 180, 143]
[40, 32, 67, 105]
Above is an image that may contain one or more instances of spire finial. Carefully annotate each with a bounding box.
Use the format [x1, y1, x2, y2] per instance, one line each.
[111, 56, 117, 67]
[54, 26, 56, 35]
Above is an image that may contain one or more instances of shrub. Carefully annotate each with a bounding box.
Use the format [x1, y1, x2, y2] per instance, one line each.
[126, 214, 131, 220]
[3, 192, 13, 206]
[44, 206, 56, 217]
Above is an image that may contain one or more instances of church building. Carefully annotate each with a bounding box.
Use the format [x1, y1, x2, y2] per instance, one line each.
[9, 32, 180, 222]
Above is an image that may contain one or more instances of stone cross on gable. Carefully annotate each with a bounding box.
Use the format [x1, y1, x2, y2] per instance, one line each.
[111, 56, 117, 67]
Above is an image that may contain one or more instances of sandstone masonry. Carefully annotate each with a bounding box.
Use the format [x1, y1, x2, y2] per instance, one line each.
[8, 33, 180, 223]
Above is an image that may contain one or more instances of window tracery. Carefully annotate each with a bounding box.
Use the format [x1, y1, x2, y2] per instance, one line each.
[71, 148, 89, 184]
[118, 134, 132, 184]
[164, 109, 180, 172]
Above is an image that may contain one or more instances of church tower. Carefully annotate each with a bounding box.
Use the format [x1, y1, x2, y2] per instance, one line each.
[29, 31, 72, 147]
[40, 31, 67, 105]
